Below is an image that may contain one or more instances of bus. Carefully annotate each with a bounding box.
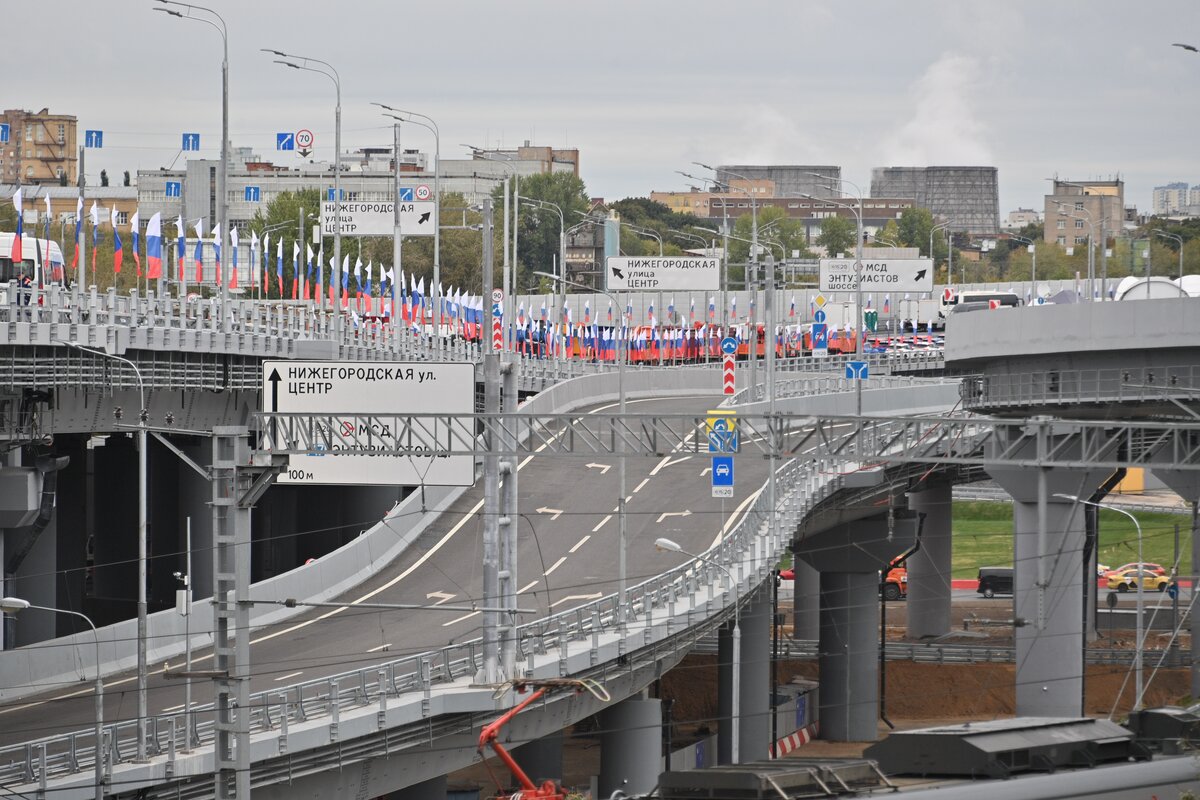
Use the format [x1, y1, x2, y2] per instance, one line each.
[0, 232, 66, 285]
[937, 288, 1021, 320]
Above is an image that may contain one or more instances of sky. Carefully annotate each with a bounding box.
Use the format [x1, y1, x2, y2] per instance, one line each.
[7, 0, 1199, 215]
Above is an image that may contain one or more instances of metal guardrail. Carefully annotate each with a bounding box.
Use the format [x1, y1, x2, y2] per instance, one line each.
[959, 363, 1200, 414]
[758, 638, 1193, 667]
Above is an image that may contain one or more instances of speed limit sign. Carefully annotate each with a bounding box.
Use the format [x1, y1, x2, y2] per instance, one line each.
[295, 129, 314, 149]
[415, 184, 431, 201]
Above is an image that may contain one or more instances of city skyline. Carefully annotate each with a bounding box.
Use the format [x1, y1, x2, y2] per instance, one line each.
[3, 0, 1198, 215]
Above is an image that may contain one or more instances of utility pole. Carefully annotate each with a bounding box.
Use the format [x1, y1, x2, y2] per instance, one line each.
[480, 198, 501, 684]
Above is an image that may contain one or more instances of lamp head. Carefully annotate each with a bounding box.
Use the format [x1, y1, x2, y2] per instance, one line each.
[0, 597, 31, 613]
[153, 7, 184, 17]
[654, 537, 682, 553]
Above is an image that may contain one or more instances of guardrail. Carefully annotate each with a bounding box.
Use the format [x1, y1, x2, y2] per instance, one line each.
[761, 638, 1193, 667]
[959, 363, 1200, 413]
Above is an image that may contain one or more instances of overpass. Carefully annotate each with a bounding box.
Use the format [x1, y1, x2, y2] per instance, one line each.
[0, 289, 1197, 798]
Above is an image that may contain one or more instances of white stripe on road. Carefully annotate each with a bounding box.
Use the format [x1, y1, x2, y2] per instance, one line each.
[592, 515, 612, 532]
[442, 611, 481, 628]
[367, 643, 391, 653]
[274, 671, 303, 682]
[544, 557, 567, 576]
[570, 535, 590, 553]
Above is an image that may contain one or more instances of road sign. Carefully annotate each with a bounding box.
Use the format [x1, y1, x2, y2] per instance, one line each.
[321, 200, 437, 237]
[397, 187, 414, 202]
[813, 309, 826, 324]
[84, 129, 103, 148]
[720, 336, 738, 356]
[819, 258, 933, 293]
[295, 129, 314, 148]
[491, 291, 504, 351]
[165, 181, 181, 198]
[276, 132, 295, 151]
[706, 411, 738, 454]
[711, 455, 734, 498]
[606, 256, 720, 292]
[0, 124, 8, 144]
[244, 186, 261, 202]
[492, 288, 503, 304]
[182, 133, 201, 151]
[812, 322, 829, 358]
[262, 360, 475, 486]
[415, 184, 431, 201]
[722, 354, 735, 395]
[846, 361, 868, 380]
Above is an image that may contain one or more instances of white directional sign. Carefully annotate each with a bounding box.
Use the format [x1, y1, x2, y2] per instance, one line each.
[321, 201, 438, 237]
[606, 256, 720, 292]
[819, 258, 934, 293]
[262, 360, 475, 486]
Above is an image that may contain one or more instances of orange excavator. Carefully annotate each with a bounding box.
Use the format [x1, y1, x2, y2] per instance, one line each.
[478, 678, 610, 800]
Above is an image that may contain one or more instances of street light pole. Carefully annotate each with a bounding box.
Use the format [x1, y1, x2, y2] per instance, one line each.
[0, 598, 104, 800]
[58, 339, 148, 761]
[153, 0, 229, 329]
[654, 537, 740, 763]
[1058, 495, 1146, 710]
[1011, 234, 1038, 294]
[1153, 230, 1184, 284]
[265, 50, 341, 332]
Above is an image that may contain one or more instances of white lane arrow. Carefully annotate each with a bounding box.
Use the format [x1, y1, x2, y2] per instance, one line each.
[657, 510, 693, 523]
[586, 463, 612, 474]
[426, 591, 456, 606]
[537, 507, 564, 520]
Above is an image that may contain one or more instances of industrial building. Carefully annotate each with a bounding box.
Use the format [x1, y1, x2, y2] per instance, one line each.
[870, 166, 1000, 235]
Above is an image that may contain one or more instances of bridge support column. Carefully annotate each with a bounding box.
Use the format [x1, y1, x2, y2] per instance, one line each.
[514, 730, 563, 790]
[791, 560, 820, 641]
[906, 482, 952, 639]
[717, 621, 733, 763]
[389, 775, 447, 799]
[796, 511, 919, 742]
[600, 693, 661, 798]
[739, 584, 772, 760]
[987, 426, 1112, 718]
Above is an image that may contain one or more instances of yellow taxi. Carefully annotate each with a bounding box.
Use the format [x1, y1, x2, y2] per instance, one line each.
[1105, 568, 1173, 592]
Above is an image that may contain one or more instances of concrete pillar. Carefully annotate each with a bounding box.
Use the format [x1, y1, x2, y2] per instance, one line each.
[717, 621, 734, 764]
[796, 511, 919, 742]
[791, 560, 820, 640]
[739, 584, 772, 760]
[514, 730, 563, 789]
[987, 426, 1111, 717]
[819, 571, 879, 741]
[906, 482, 953, 639]
[599, 694, 661, 799]
[390, 775, 446, 799]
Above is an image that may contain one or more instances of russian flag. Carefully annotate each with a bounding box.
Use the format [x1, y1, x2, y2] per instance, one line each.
[229, 227, 239, 288]
[130, 210, 141, 277]
[276, 238, 284, 296]
[72, 197, 82, 271]
[708, 296, 715, 319]
[293, 242, 301, 299]
[11, 189, 22, 265]
[111, 207, 123, 274]
[789, 296, 796, 317]
[261, 233, 270, 293]
[176, 216, 185, 282]
[90, 202, 99, 274]
[193, 219, 204, 283]
[211, 223, 221, 286]
[146, 212, 163, 279]
[883, 295, 891, 314]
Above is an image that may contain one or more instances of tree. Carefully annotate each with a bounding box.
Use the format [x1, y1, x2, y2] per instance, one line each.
[870, 220, 902, 247]
[897, 207, 936, 254]
[815, 215, 855, 257]
[493, 172, 590, 292]
[723, 207, 812, 268]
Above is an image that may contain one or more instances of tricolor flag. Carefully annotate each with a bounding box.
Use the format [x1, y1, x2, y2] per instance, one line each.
[72, 197, 83, 271]
[647, 301, 655, 326]
[211, 223, 222, 285]
[146, 212, 163, 279]
[229, 227, 239, 288]
[708, 296, 716, 319]
[730, 295, 737, 320]
[111, 207, 123, 274]
[193, 219, 205, 283]
[883, 295, 890, 314]
[354, 256, 363, 301]
[365, 261, 373, 298]
[262, 233, 271, 293]
[690, 296, 696, 322]
[90, 202, 99, 277]
[250, 231, 260, 291]
[667, 297, 675, 323]
[584, 300, 591, 325]
[789, 296, 796, 317]
[10, 189, 22, 265]
[607, 302, 613, 323]
[292, 242, 301, 299]
[130, 210, 141, 277]
[342, 254, 351, 307]
[275, 238, 284, 296]
[305, 245, 314, 299]
[176, 216, 185, 282]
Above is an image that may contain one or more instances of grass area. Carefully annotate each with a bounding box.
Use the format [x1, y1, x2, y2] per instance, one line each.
[950, 500, 1192, 579]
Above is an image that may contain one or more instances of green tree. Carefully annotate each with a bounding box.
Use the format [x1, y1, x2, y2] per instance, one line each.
[897, 207, 936, 254]
[248, 189, 322, 298]
[870, 220, 902, 247]
[723, 207, 812, 266]
[815, 215, 855, 257]
[493, 172, 590, 292]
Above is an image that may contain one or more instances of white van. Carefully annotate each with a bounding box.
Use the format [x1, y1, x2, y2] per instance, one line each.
[937, 288, 1021, 320]
[0, 232, 66, 285]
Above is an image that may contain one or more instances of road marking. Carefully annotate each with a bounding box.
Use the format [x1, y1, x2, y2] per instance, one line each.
[367, 643, 391, 653]
[592, 515, 612, 532]
[426, 591, 456, 605]
[442, 610, 481, 627]
[633, 478, 649, 493]
[537, 506, 564, 520]
[650, 455, 691, 475]
[570, 535, 590, 553]
[701, 467, 712, 476]
[518, 580, 539, 594]
[709, 488, 763, 549]
[162, 703, 185, 713]
[657, 510, 692, 523]
[274, 671, 303, 682]
[586, 462, 611, 474]
[544, 556, 567, 576]
[550, 593, 603, 608]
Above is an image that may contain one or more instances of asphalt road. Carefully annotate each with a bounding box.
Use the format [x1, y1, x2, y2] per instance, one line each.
[0, 392, 774, 747]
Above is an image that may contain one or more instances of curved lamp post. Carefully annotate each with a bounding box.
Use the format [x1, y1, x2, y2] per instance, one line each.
[1153, 230, 1184, 283]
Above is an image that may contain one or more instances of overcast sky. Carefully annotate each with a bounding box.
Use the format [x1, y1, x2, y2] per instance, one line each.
[8, 1, 1198, 215]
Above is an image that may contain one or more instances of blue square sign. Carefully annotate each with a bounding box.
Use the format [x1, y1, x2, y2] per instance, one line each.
[712, 456, 734, 498]
[845, 361, 868, 380]
[0, 124, 8, 144]
[398, 187, 414, 202]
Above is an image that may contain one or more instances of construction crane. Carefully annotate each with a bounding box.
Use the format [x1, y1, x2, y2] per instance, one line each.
[477, 678, 610, 800]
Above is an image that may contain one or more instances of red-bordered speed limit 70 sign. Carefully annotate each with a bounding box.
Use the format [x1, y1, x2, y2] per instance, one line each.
[295, 129, 314, 149]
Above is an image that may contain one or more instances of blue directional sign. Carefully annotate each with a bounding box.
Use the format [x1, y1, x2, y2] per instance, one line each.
[707, 415, 738, 454]
[244, 186, 261, 202]
[813, 308, 826, 324]
[812, 322, 828, 351]
[276, 132, 295, 151]
[846, 360, 869, 380]
[182, 133, 201, 151]
[326, 188, 345, 202]
[0, 124, 8, 144]
[397, 187, 414, 202]
[711, 455, 734, 498]
[720, 336, 738, 356]
[165, 181, 182, 198]
[84, 129, 103, 148]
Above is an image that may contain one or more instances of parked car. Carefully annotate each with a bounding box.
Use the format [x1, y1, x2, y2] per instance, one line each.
[1106, 568, 1173, 592]
[1107, 562, 1166, 576]
[977, 566, 1014, 598]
